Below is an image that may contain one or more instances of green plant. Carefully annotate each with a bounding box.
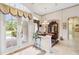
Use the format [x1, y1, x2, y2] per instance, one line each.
[6, 20, 17, 31]
[33, 32, 38, 39]
[11, 30, 17, 37]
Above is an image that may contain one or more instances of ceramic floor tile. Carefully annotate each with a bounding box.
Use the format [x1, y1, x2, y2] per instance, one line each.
[13, 40, 79, 55]
[13, 46, 41, 55]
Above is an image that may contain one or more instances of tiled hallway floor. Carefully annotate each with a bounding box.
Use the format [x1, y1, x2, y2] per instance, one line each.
[45, 41, 79, 55]
[13, 40, 79, 55]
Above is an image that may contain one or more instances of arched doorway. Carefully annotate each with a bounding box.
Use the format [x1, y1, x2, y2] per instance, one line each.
[48, 21, 59, 39]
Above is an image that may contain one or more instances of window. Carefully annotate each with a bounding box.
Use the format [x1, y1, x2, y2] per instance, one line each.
[5, 14, 17, 48]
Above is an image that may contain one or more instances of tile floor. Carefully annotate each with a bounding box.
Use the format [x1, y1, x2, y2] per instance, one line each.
[13, 46, 42, 55]
[45, 41, 78, 55]
[13, 40, 79, 55]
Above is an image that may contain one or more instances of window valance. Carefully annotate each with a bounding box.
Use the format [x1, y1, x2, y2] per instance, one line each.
[0, 3, 33, 20]
[17, 10, 24, 17]
[0, 4, 9, 14]
[28, 13, 33, 20]
[23, 12, 28, 18]
[10, 7, 17, 16]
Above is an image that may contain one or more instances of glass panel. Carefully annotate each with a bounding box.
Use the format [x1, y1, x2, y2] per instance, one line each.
[20, 18, 28, 44]
[5, 14, 17, 48]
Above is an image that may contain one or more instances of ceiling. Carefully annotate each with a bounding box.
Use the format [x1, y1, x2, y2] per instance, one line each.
[23, 3, 78, 16]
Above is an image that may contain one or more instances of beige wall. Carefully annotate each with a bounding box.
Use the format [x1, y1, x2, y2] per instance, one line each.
[42, 5, 79, 40]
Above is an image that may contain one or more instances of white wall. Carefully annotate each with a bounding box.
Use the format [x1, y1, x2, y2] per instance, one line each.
[42, 5, 79, 40]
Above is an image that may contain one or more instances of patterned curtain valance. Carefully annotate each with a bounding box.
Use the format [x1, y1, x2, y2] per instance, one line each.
[23, 12, 28, 18]
[17, 10, 23, 17]
[28, 13, 32, 20]
[0, 4, 33, 20]
[0, 4, 9, 14]
[10, 7, 17, 16]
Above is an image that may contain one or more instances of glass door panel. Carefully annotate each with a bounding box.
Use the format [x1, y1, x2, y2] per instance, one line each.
[20, 18, 28, 44]
[5, 14, 17, 48]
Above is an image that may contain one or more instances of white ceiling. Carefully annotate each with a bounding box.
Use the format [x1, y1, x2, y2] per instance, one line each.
[24, 3, 78, 16]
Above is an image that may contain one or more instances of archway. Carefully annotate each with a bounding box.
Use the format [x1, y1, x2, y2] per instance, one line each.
[48, 21, 58, 39]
